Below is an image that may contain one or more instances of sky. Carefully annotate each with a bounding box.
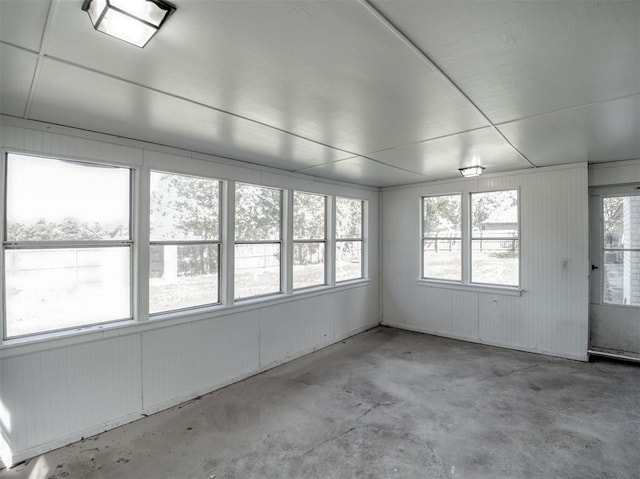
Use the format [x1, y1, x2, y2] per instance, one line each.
[6, 153, 130, 227]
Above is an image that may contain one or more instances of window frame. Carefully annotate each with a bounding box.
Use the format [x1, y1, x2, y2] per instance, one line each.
[292, 190, 328, 290]
[2, 151, 135, 339]
[419, 188, 521, 293]
[421, 193, 463, 283]
[148, 170, 222, 315]
[469, 188, 520, 288]
[233, 182, 284, 301]
[335, 196, 365, 283]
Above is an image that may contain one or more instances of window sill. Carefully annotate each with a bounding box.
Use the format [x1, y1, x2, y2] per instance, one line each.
[0, 279, 372, 358]
[417, 279, 522, 296]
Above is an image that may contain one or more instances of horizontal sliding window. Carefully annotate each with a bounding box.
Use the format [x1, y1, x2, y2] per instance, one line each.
[234, 183, 282, 299]
[3, 153, 132, 338]
[471, 189, 519, 286]
[149, 171, 221, 314]
[336, 197, 364, 282]
[422, 194, 462, 281]
[293, 191, 326, 289]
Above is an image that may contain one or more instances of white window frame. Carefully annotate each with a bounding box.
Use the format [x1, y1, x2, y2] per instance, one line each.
[335, 196, 365, 283]
[149, 170, 222, 315]
[421, 193, 463, 282]
[469, 189, 520, 288]
[419, 188, 521, 294]
[292, 190, 328, 290]
[2, 151, 135, 339]
[233, 182, 283, 301]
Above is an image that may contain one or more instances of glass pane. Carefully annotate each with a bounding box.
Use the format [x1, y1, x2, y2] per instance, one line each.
[234, 243, 281, 299]
[6, 154, 130, 241]
[150, 171, 219, 241]
[293, 243, 325, 289]
[336, 197, 362, 239]
[336, 240, 362, 282]
[423, 195, 461, 236]
[471, 239, 519, 286]
[603, 196, 640, 249]
[423, 239, 461, 281]
[149, 244, 219, 314]
[471, 190, 518, 238]
[603, 251, 640, 306]
[4, 247, 131, 338]
[235, 184, 281, 241]
[294, 191, 326, 240]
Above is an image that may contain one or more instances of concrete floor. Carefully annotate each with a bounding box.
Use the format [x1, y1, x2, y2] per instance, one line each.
[2, 326, 639, 479]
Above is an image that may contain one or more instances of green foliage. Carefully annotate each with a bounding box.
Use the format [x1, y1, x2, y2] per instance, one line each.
[423, 195, 461, 236]
[7, 217, 127, 241]
[150, 173, 219, 240]
[235, 184, 281, 241]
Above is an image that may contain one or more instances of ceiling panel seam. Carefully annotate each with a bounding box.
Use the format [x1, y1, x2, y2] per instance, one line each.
[293, 154, 429, 178]
[23, 0, 55, 120]
[494, 92, 640, 127]
[359, 0, 537, 169]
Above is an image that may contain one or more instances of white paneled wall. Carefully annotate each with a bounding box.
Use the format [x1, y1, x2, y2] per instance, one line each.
[382, 164, 590, 360]
[0, 118, 380, 466]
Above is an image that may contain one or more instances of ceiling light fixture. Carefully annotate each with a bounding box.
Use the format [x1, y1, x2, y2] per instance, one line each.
[82, 0, 176, 48]
[458, 165, 486, 178]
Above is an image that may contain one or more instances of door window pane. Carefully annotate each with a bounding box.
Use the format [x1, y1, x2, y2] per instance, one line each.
[602, 195, 640, 305]
[6, 154, 130, 241]
[5, 247, 131, 337]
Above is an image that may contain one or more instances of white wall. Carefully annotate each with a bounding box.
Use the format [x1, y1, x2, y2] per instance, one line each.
[382, 164, 590, 361]
[0, 117, 380, 467]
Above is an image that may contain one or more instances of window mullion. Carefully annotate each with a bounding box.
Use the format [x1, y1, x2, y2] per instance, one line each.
[135, 166, 149, 322]
[284, 189, 293, 294]
[461, 192, 470, 284]
[224, 180, 235, 306]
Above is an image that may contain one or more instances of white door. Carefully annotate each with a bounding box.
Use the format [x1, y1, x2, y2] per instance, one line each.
[589, 186, 640, 359]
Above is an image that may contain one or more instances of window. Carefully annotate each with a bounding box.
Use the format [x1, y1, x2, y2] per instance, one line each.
[149, 171, 221, 314]
[335, 197, 364, 282]
[3, 153, 132, 338]
[234, 183, 282, 299]
[602, 195, 640, 305]
[293, 191, 326, 289]
[422, 194, 462, 281]
[470, 190, 519, 286]
[421, 189, 519, 288]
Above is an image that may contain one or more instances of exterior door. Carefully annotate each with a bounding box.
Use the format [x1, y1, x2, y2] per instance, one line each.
[589, 186, 640, 359]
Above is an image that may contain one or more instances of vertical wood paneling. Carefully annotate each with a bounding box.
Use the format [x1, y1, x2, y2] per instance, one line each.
[383, 165, 589, 360]
[1, 335, 142, 454]
[259, 296, 335, 367]
[141, 311, 260, 409]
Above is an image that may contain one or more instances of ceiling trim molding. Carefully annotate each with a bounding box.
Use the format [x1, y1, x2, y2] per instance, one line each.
[359, 0, 537, 169]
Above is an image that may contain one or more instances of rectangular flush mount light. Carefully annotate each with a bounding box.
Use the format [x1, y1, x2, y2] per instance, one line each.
[82, 0, 176, 48]
[458, 165, 486, 178]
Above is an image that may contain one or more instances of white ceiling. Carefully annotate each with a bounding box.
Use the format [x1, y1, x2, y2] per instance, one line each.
[0, 0, 638, 187]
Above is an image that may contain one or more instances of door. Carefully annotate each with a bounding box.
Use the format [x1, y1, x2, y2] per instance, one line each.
[589, 186, 640, 359]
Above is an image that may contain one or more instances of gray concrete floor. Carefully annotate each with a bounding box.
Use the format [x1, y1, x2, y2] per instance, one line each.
[2, 326, 640, 479]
